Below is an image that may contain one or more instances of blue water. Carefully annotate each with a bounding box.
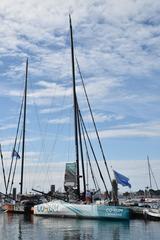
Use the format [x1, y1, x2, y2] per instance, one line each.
[0, 213, 159, 240]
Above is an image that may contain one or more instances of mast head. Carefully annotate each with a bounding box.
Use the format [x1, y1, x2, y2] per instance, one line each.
[69, 14, 72, 26]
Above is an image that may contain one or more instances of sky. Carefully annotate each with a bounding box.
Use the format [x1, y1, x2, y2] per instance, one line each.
[0, 0, 160, 194]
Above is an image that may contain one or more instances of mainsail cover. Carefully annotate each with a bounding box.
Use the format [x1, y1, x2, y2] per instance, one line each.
[64, 162, 77, 188]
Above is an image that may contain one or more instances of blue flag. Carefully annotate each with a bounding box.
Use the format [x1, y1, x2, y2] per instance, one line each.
[12, 149, 20, 159]
[113, 170, 131, 188]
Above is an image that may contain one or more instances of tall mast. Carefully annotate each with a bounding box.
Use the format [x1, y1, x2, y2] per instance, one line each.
[147, 155, 152, 189]
[77, 102, 86, 194]
[69, 15, 80, 199]
[20, 59, 28, 194]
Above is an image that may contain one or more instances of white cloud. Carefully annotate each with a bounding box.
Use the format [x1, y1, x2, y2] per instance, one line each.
[0, 0, 159, 80]
[81, 112, 124, 123]
[48, 117, 71, 125]
[40, 104, 72, 114]
[88, 121, 160, 139]
[0, 123, 17, 131]
[0, 137, 40, 148]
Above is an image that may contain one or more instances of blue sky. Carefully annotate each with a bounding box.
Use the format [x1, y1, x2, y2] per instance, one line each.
[0, 0, 160, 193]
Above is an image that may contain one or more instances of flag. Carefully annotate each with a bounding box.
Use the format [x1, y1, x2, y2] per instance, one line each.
[12, 149, 20, 159]
[113, 170, 131, 188]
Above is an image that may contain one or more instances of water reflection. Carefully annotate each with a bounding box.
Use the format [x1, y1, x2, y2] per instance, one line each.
[18, 220, 22, 240]
[0, 213, 130, 240]
[18, 214, 34, 240]
[0, 212, 159, 240]
[34, 218, 130, 240]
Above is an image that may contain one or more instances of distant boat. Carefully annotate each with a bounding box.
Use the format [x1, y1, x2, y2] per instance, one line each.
[147, 155, 159, 192]
[33, 16, 130, 221]
[143, 207, 160, 221]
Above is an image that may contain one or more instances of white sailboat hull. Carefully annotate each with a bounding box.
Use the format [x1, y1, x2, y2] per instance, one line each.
[34, 200, 130, 220]
[143, 208, 160, 221]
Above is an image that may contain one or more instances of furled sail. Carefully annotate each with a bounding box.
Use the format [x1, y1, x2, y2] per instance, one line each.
[64, 162, 77, 188]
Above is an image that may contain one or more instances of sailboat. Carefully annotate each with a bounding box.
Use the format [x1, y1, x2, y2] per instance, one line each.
[140, 156, 159, 206]
[142, 156, 160, 220]
[147, 155, 159, 193]
[2, 59, 35, 213]
[33, 16, 130, 220]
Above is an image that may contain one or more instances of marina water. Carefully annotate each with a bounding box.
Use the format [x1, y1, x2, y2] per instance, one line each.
[0, 213, 159, 240]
